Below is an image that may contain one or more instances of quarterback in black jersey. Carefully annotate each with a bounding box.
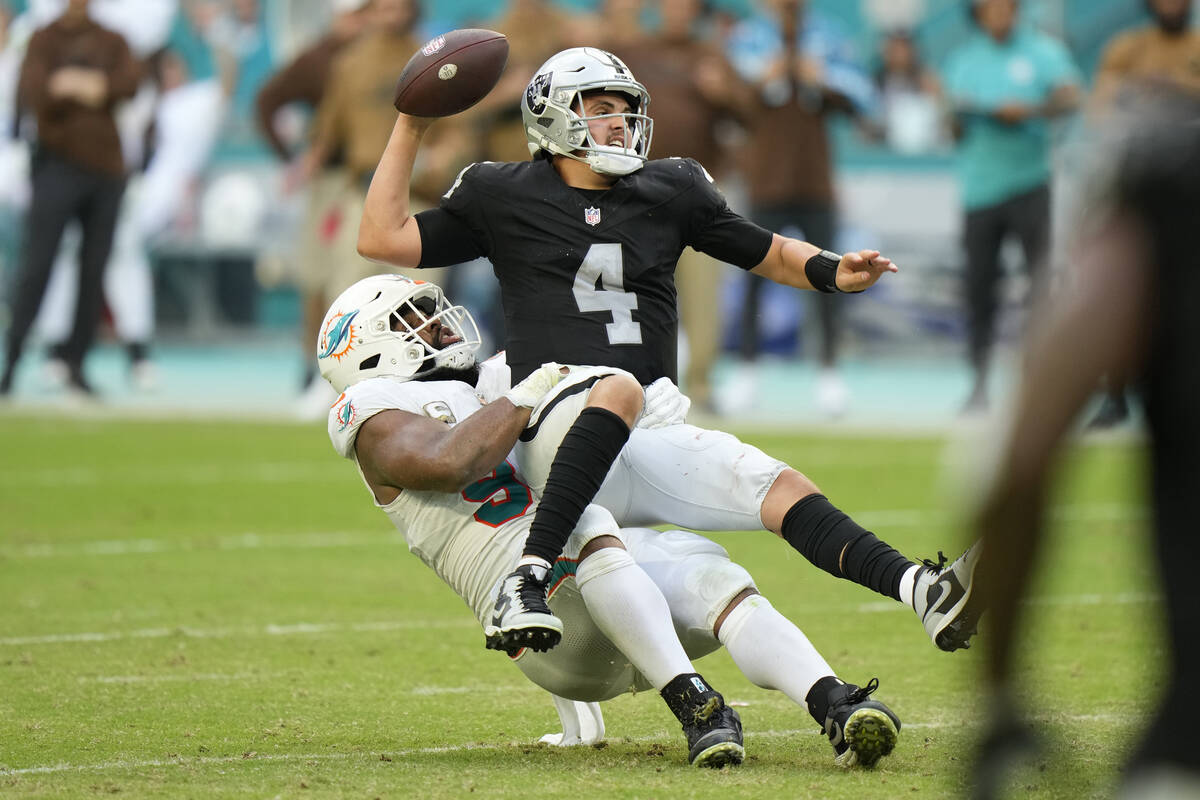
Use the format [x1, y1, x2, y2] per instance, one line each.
[359, 46, 982, 656]
[415, 155, 769, 385]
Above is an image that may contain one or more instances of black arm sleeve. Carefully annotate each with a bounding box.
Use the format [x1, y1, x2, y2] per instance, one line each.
[415, 208, 487, 268]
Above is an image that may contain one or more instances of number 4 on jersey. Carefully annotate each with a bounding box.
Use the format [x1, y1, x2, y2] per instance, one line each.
[573, 243, 642, 345]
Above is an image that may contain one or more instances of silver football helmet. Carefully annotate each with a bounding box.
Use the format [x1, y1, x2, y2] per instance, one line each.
[522, 47, 653, 176]
[317, 274, 480, 393]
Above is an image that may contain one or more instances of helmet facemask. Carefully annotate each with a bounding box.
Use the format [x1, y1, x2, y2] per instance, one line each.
[569, 90, 653, 176]
[390, 288, 480, 379]
[523, 48, 654, 176]
[318, 275, 481, 393]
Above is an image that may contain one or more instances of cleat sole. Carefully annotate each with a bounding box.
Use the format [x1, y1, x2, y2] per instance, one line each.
[691, 740, 744, 768]
[836, 708, 898, 768]
[484, 625, 562, 655]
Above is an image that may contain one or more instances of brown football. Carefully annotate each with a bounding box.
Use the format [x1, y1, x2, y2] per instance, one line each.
[392, 29, 509, 117]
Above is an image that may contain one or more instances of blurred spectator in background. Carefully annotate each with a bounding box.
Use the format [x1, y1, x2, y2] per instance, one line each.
[207, 0, 272, 152]
[256, 0, 369, 414]
[942, 0, 1080, 414]
[0, 2, 30, 283]
[35, 0, 185, 392]
[292, 0, 462, 413]
[0, 0, 139, 397]
[476, 0, 571, 165]
[874, 29, 946, 154]
[720, 0, 877, 418]
[590, 0, 645, 54]
[971, 92, 1200, 800]
[1081, 0, 1199, 430]
[38, 43, 223, 392]
[615, 0, 750, 414]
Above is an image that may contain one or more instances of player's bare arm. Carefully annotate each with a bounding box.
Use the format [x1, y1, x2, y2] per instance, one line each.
[355, 398, 532, 503]
[751, 233, 898, 293]
[357, 113, 431, 267]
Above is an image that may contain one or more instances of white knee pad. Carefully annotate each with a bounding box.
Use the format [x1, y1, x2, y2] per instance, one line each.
[624, 528, 756, 655]
[575, 543, 635, 587]
[713, 592, 774, 645]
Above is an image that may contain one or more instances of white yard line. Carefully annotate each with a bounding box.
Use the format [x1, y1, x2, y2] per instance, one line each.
[79, 672, 268, 684]
[856, 591, 1159, 615]
[0, 462, 340, 488]
[3, 589, 1157, 648]
[1, 713, 1146, 776]
[4, 530, 406, 559]
[4, 503, 1145, 561]
[0, 619, 475, 647]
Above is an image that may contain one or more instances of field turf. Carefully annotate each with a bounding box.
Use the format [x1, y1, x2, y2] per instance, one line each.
[0, 416, 1158, 798]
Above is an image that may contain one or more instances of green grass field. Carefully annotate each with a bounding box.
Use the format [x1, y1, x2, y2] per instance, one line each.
[0, 416, 1160, 799]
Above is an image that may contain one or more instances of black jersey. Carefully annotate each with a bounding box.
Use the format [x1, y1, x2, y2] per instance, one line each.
[415, 157, 773, 384]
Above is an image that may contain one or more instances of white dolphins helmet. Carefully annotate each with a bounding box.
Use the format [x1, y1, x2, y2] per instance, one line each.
[317, 275, 481, 393]
[522, 47, 653, 176]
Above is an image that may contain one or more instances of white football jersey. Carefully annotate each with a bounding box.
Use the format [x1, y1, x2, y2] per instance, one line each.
[328, 377, 534, 624]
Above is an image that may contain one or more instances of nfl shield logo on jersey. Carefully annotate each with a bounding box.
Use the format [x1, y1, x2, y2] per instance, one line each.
[584, 207, 601, 226]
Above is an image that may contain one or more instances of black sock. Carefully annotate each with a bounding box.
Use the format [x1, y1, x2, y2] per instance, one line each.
[521, 407, 630, 564]
[805, 675, 843, 726]
[661, 672, 721, 722]
[127, 341, 149, 363]
[780, 494, 915, 601]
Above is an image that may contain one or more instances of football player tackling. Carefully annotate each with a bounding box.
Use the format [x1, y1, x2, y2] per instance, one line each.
[357, 46, 983, 654]
[320, 274, 901, 768]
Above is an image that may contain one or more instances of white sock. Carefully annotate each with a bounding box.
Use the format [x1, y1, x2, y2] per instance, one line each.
[898, 564, 923, 609]
[717, 594, 835, 706]
[575, 546, 694, 691]
[518, 555, 552, 579]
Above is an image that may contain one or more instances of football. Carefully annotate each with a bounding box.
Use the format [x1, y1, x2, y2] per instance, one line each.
[392, 29, 509, 117]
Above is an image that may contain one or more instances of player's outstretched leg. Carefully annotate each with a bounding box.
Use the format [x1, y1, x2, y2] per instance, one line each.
[770, 482, 985, 652]
[911, 542, 983, 652]
[810, 677, 900, 768]
[660, 673, 745, 768]
[484, 563, 563, 655]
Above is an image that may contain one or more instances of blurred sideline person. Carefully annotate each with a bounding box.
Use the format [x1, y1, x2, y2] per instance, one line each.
[971, 95, 1200, 799]
[721, 0, 877, 418]
[319, 273, 902, 768]
[0, 3, 29, 283]
[612, 0, 751, 415]
[1080, 0, 1199, 430]
[255, 0, 369, 415]
[38, 45, 222, 391]
[873, 29, 945, 154]
[296, 0, 461, 343]
[0, 0, 139, 397]
[942, 0, 1081, 413]
[358, 46, 984, 656]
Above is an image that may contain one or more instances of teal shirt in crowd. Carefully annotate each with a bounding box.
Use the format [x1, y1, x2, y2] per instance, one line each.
[943, 27, 1080, 210]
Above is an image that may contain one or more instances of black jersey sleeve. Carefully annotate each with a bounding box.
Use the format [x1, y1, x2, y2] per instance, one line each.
[415, 209, 486, 267]
[682, 160, 774, 271]
[415, 163, 490, 268]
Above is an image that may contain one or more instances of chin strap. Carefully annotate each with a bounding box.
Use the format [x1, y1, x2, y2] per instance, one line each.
[587, 151, 644, 176]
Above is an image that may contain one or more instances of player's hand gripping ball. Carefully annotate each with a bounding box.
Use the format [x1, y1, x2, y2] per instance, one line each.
[392, 29, 509, 117]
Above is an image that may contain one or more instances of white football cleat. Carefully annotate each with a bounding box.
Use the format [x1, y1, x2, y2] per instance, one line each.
[483, 564, 563, 655]
[912, 542, 983, 652]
